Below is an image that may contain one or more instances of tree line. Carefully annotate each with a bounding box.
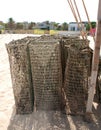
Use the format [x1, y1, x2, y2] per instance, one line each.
[0, 18, 96, 31]
[0, 18, 68, 30]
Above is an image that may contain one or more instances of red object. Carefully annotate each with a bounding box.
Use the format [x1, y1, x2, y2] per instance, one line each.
[90, 28, 96, 35]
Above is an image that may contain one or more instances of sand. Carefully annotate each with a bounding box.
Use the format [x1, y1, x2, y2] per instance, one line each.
[0, 34, 38, 130]
[0, 34, 101, 130]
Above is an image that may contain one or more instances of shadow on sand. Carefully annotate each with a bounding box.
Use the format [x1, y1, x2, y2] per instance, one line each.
[7, 107, 70, 130]
[7, 103, 101, 130]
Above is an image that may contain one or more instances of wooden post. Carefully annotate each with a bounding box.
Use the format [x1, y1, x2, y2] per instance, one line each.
[86, 0, 101, 113]
[82, 0, 95, 42]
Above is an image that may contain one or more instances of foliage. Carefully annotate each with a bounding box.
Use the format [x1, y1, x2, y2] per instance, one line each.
[29, 22, 36, 30]
[16, 22, 23, 29]
[7, 18, 15, 30]
[86, 22, 96, 31]
[2, 18, 96, 32]
[61, 22, 68, 30]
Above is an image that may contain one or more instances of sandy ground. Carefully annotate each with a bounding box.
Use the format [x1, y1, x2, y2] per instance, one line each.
[0, 34, 39, 130]
[0, 34, 101, 130]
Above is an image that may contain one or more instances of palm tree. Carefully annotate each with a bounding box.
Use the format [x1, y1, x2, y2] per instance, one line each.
[8, 17, 15, 30]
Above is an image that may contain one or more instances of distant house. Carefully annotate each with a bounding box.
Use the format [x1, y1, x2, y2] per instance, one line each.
[33, 21, 58, 30]
[36, 21, 50, 30]
[0, 25, 4, 30]
[68, 22, 87, 31]
[49, 22, 56, 30]
[23, 22, 29, 30]
[0, 25, 5, 33]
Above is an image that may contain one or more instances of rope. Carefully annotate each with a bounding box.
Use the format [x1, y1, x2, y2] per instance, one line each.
[81, 0, 95, 42]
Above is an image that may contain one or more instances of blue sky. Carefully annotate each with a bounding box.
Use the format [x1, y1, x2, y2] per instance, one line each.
[0, 0, 99, 23]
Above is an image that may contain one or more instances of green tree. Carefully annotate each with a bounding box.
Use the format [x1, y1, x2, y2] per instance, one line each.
[45, 21, 50, 30]
[86, 22, 96, 31]
[16, 22, 23, 29]
[0, 21, 5, 30]
[4, 23, 8, 30]
[28, 22, 36, 29]
[0, 21, 5, 26]
[8, 18, 15, 30]
[91, 22, 96, 28]
[61, 22, 68, 30]
[57, 25, 62, 30]
[53, 22, 60, 30]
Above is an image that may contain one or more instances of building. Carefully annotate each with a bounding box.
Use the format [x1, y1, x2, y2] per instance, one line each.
[23, 22, 29, 30]
[68, 22, 87, 31]
[36, 21, 50, 30]
[0, 25, 5, 33]
[34, 21, 57, 30]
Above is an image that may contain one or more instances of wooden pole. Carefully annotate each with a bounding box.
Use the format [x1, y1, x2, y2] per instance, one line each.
[73, 0, 88, 40]
[82, 0, 95, 42]
[67, 0, 85, 40]
[86, 0, 101, 113]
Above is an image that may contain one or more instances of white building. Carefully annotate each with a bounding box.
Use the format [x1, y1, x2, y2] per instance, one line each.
[68, 22, 87, 31]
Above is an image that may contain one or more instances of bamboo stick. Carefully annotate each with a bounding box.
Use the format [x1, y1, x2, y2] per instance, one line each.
[73, 0, 88, 40]
[67, 0, 85, 40]
[82, 0, 95, 42]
